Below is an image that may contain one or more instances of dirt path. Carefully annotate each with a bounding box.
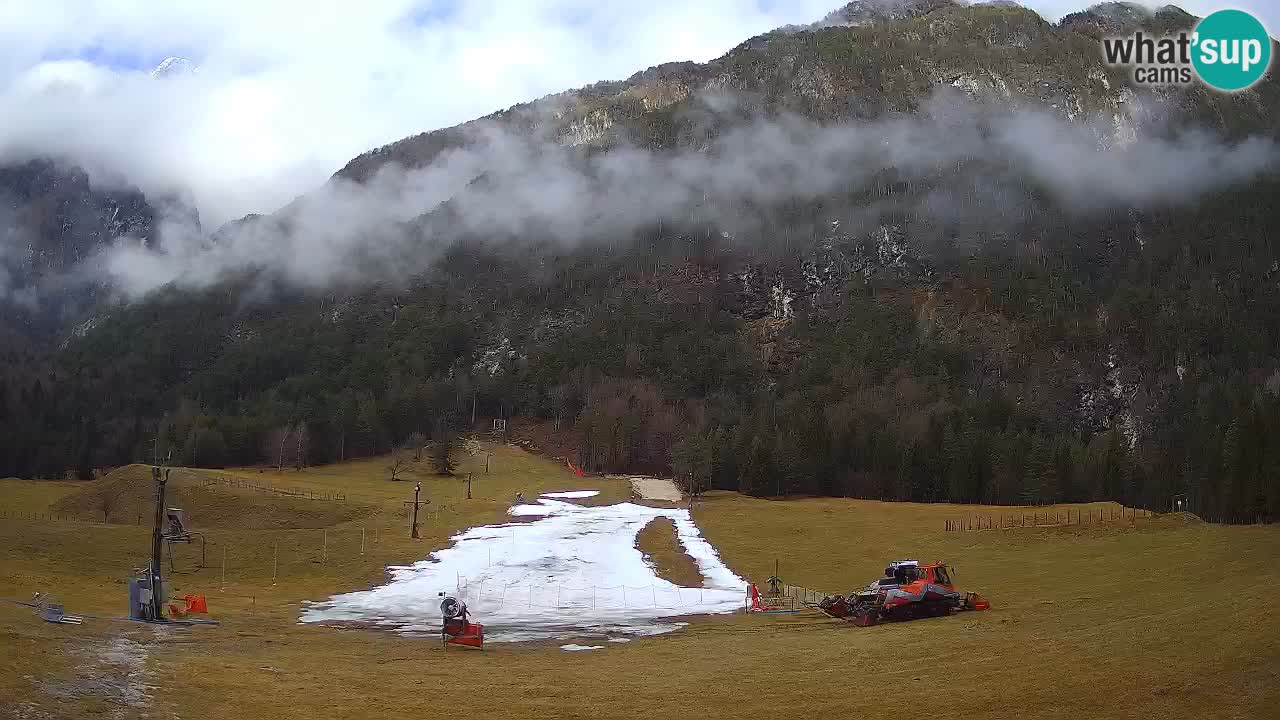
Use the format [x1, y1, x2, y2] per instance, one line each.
[626, 477, 682, 502]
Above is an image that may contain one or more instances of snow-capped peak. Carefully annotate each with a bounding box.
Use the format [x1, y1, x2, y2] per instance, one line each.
[151, 56, 196, 79]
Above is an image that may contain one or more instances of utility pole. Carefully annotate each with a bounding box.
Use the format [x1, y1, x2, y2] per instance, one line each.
[405, 482, 428, 539]
[466, 473, 473, 500]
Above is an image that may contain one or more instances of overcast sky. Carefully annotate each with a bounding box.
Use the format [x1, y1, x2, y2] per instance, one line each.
[0, 0, 1273, 228]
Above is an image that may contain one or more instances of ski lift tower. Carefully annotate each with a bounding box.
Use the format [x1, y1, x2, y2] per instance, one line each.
[130, 454, 171, 621]
[148, 460, 171, 620]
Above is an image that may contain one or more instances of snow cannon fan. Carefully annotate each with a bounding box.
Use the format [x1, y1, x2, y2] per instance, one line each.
[439, 592, 484, 649]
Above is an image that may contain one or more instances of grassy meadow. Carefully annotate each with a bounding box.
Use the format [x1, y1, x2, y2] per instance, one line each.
[1, 443, 1277, 719]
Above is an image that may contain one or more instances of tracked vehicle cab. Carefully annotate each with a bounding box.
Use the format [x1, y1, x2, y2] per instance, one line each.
[880, 560, 956, 589]
[884, 560, 920, 585]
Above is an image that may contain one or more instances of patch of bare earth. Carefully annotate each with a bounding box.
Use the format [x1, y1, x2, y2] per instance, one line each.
[626, 477, 683, 503]
[635, 517, 704, 587]
[31, 632, 169, 720]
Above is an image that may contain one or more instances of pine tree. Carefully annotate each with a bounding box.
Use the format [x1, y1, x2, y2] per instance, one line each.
[431, 420, 459, 476]
[75, 418, 98, 481]
[351, 396, 386, 458]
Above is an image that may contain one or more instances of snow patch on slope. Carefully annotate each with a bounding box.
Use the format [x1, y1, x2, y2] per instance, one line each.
[300, 499, 747, 642]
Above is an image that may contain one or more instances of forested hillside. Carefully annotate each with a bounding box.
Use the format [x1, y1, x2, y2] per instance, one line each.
[2, 1, 1278, 523]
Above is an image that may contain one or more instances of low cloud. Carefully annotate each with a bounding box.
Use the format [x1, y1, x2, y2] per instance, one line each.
[0, 0, 840, 228]
[3, 1, 1271, 230]
[99, 90, 1278, 297]
[3, 1, 1278, 302]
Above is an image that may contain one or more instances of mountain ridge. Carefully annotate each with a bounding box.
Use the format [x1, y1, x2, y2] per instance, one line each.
[2, 1, 1279, 523]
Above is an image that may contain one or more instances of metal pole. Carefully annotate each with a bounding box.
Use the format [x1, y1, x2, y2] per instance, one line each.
[272, 542, 278, 585]
[411, 483, 421, 539]
[322, 530, 327, 564]
[149, 465, 168, 620]
[361, 527, 366, 555]
[467, 473, 472, 500]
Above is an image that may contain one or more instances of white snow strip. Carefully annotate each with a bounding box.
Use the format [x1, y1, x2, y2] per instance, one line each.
[301, 501, 747, 642]
[606, 637, 631, 643]
[560, 644, 604, 652]
[541, 490, 600, 499]
[508, 502, 557, 516]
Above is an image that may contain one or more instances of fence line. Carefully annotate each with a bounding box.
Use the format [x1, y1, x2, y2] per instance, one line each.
[447, 580, 726, 611]
[781, 583, 829, 605]
[945, 506, 1153, 532]
[200, 476, 346, 501]
[0, 510, 113, 524]
[745, 582, 831, 611]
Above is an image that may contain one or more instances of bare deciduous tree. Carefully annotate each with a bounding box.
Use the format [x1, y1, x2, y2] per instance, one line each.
[294, 421, 309, 470]
[387, 455, 406, 481]
[406, 431, 427, 462]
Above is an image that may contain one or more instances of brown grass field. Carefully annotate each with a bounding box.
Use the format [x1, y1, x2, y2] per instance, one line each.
[2, 443, 1278, 719]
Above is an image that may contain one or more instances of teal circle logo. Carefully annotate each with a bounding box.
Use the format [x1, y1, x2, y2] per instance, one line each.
[1191, 10, 1272, 91]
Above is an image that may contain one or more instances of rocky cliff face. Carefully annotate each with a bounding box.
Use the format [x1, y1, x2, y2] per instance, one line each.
[0, 159, 154, 281]
[0, 158, 180, 342]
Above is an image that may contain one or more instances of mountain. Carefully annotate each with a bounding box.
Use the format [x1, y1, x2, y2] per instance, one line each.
[818, 0, 960, 27]
[4, 2, 1280, 522]
[335, 1, 1272, 184]
[0, 158, 169, 345]
[150, 56, 197, 79]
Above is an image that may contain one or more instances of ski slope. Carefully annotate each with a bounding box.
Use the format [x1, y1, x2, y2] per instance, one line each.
[300, 492, 746, 642]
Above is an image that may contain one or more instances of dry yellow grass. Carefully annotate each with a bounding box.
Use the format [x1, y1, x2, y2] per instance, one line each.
[0, 479, 84, 516]
[50, 465, 378, 528]
[635, 516, 704, 586]
[2, 446, 1278, 719]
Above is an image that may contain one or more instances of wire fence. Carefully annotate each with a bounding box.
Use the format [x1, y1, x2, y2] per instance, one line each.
[199, 476, 346, 501]
[747, 583, 831, 611]
[945, 505, 1152, 532]
[0, 510, 118, 524]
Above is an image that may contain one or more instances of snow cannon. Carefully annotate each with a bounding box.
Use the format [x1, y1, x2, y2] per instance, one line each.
[439, 593, 484, 649]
